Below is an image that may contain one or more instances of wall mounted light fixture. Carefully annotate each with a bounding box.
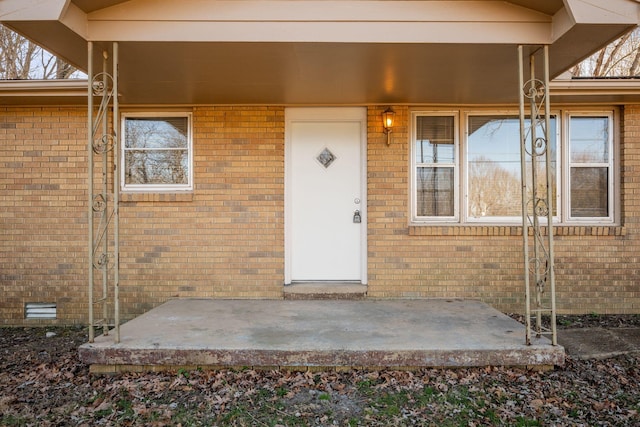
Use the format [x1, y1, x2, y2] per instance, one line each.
[382, 107, 395, 146]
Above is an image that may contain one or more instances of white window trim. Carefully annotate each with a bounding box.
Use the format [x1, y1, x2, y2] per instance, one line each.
[410, 111, 460, 223]
[410, 108, 618, 226]
[120, 112, 194, 193]
[564, 111, 616, 224]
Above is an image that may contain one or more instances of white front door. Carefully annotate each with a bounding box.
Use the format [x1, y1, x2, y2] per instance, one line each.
[286, 108, 366, 283]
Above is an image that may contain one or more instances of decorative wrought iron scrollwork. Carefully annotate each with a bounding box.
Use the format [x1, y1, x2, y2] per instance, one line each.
[528, 258, 550, 293]
[534, 198, 549, 217]
[525, 197, 550, 220]
[528, 256, 550, 276]
[92, 194, 107, 212]
[93, 251, 114, 271]
[523, 134, 546, 158]
[523, 78, 546, 101]
[533, 136, 547, 157]
[91, 72, 113, 97]
[93, 134, 115, 154]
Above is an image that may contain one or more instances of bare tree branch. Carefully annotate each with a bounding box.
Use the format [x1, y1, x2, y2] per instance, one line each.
[56, 58, 77, 79]
[573, 28, 640, 77]
[569, 64, 582, 78]
[630, 48, 640, 75]
[600, 32, 631, 76]
[0, 24, 79, 80]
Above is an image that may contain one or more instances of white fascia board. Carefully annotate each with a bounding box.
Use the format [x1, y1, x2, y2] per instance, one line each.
[551, 6, 575, 42]
[0, 79, 87, 96]
[59, 2, 88, 39]
[87, 0, 552, 44]
[552, 0, 639, 43]
[88, 21, 551, 44]
[563, 0, 639, 25]
[0, 0, 69, 21]
[89, 0, 550, 23]
[550, 79, 640, 94]
[549, 79, 640, 104]
[0, 0, 88, 50]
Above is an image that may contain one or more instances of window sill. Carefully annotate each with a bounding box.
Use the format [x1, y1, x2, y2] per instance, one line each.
[120, 192, 194, 203]
[408, 224, 625, 237]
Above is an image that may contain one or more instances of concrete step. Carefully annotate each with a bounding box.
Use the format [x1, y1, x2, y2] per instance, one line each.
[284, 282, 367, 300]
[79, 299, 565, 373]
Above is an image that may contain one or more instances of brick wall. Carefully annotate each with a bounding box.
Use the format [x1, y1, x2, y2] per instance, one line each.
[0, 107, 88, 325]
[1, 106, 285, 325]
[1, 104, 639, 326]
[118, 106, 285, 319]
[367, 106, 523, 305]
[366, 105, 639, 314]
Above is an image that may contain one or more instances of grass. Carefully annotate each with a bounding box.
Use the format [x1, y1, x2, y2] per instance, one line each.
[375, 391, 409, 417]
[557, 317, 574, 326]
[115, 397, 135, 420]
[257, 387, 273, 399]
[356, 379, 374, 396]
[516, 416, 542, 426]
[219, 405, 250, 424]
[0, 415, 29, 426]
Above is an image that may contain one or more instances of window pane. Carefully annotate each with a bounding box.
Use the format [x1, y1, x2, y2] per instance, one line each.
[416, 167, 454, 217]
[468, 116, 556, 218]
[468, 157, 522, 217]
[468, 117, 522, 217]
[415, 116, 455, 164]
[125, 150, 189, 185]
[125, 117, 188, 149]
[571, 167, 608, 217]
[570, 117, 609, 163]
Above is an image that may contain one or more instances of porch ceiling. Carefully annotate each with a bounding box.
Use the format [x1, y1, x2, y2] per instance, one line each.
[1, 0, 638, 105]
[98, 42, 559, 105]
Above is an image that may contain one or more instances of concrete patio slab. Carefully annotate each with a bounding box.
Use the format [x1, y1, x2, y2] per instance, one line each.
[79, 299, 564, 372]
[557, 328, 640, 360]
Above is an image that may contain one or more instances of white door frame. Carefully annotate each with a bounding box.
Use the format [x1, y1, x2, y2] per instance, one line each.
[284, 107, 368, 285]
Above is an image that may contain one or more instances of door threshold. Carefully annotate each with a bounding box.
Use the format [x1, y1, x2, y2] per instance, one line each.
[284, 282, 367, 300]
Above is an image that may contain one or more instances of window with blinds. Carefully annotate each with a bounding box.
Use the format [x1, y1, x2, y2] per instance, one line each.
[413, 114, 457, 219]
[411, 109, 615, 224]
[568, 115, 612, 219]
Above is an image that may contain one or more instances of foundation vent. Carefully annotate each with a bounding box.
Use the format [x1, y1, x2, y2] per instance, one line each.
[25, 303, 57, 319]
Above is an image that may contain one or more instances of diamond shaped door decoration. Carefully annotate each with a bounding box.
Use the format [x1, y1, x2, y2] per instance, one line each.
[316, 147, 337, 169]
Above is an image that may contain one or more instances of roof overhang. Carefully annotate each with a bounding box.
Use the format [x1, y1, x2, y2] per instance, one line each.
[0, 80, 87, 105]
[5, 78, 640, 107]
[549, 78, 640, 104]
[1, 0, 639, 105]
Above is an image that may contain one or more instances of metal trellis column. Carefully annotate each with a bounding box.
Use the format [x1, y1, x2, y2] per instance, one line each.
[88, 42, 120, 343]
[518, 45, 557, 346]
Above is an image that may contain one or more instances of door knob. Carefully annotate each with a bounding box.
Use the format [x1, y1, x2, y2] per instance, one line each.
[353, 209, 361, 223]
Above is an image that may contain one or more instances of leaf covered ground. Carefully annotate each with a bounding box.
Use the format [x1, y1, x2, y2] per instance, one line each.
[1, 316, 639, 426]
